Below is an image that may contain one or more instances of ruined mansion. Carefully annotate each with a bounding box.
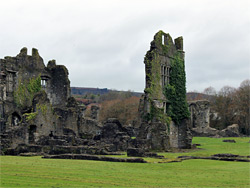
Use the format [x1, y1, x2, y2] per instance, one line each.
[0, 31, 199, 156]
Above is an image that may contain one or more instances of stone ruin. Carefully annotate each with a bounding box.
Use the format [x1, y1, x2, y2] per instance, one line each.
[0, 47, 136, 156]
[1, 48, 94, 155]
[188, 100, 241, 137]
[188, 100, 217, 136]
[136, 31, 192, 150]
[0, 31, 193, 157]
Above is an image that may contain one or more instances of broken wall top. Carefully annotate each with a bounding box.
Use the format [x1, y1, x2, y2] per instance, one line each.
[149, 30, 184, 57]
[1, 48, 45, 73]
[144, 31, 185, 100]
[1, 47, 71, 106]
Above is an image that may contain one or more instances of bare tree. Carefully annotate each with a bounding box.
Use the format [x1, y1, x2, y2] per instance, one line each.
[233, 79, 250, 134]
[203, 86, 216, 96]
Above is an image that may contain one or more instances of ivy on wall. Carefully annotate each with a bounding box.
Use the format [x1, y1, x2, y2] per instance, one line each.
[23, 103, 49, 122]
[144, 48, 171, 125]
[14, 76, 41, 108]
[165, 53, 190, 125]
[23, 111, 38, 121]
[144, 50, 162, 99]
[143, 30, 190, 125]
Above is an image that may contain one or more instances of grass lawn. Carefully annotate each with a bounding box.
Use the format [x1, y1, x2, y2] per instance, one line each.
[159, 137, 250, 160]
[0, 137, 250, 188]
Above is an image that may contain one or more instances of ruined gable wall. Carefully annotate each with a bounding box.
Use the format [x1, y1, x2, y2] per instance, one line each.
[0, 48, 88, 153]
[188, 100, 210, 130]
[144, 32, 176, 101]
[0, 48, 47, 130]
[142, 31, 187, 122]
[45, 60, 71, 106]
[0, 48, 72, 136]
[138, 31, 191, 149]
[1, 48, 71, 109]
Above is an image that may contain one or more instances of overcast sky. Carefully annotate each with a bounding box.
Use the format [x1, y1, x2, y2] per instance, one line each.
[0, 0, 249, 92]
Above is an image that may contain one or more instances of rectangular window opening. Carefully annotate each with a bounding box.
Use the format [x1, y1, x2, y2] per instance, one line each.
[162, 75, 165, 87]
[41, 80, 46, 87]
[163, 102, 167, 113]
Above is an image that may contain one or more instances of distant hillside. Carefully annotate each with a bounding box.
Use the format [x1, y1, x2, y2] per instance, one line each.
[71, 87, 109, 95]
[71, 87, 214, 102]
[71, 87, 143, 97]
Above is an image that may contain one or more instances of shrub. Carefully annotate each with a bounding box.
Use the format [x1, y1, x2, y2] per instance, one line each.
[99, 96, 140, 125]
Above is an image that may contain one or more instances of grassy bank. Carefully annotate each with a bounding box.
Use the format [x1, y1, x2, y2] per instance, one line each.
[0, 137, 250, 187]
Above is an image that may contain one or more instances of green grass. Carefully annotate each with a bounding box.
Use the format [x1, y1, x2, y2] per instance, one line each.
[159, 137, 250, 160]
[1, 137, 250, 188]
[109, 137, 250, 163]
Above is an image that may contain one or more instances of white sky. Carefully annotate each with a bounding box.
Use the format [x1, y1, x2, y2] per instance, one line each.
[0, 0, 249, 92]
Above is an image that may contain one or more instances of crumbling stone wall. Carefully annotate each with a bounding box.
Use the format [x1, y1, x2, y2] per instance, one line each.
[138, 31, 191, 150]
[45, 60, 71, 106]
[188, 100, 240, 137]
[1, 48, 131, 156]
[0, 48, 76, 148]
[188, 100, 218, 136]
[0, 40, 195, 156]
[0, 48, 47, 130]
[188, 100, 210, 130]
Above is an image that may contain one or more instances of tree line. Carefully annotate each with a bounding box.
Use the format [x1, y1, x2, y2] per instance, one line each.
[202, 79, 249, 135]
[77, 79, 249, 135]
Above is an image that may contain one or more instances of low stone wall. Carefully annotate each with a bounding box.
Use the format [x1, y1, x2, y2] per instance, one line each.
[177, 154, 250, 162]
[43, 154, 146, 163]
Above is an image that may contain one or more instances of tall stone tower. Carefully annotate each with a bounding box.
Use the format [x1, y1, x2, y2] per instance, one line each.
[138, 31, 191, 150]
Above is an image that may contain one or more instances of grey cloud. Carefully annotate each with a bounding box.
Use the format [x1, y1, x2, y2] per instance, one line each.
[0, 0, 249, 93]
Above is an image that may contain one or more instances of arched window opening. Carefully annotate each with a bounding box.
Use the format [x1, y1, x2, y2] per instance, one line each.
[28, 125, 37, 144]
[12, 112, 21, 126]
[41, 79, 46, 88]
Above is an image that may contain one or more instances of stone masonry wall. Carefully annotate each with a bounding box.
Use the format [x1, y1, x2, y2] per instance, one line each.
[138, 31, 191, 150]
[0, 48, 74, 147]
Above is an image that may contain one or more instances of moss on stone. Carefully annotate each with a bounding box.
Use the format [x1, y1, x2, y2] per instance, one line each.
[14, 75, 41, 108]
[143, 31, 189, 126]
[144, 50, 162, 99]
[23, 111, 38, 122]
[164, 52, 190, 124]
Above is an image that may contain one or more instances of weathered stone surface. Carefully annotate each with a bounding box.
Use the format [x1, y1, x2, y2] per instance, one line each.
[101, 118, 126, 139]
[219, 124, 240, 137]
[127, 148, 164, 158]
[222, 139, 236, 143]
[188, 100, 218, 137]
[188, 100, 240, 137]
[79, 117, 101, 139]
[212, 153, 239, 158]
[127, 148, 145, 157]
[96, 118, 130, 152]
[4, 144, 43, 155]
[90, 105, 100, 120]
[145, 152, 164, 158]
[169, 119, 192, 149]
[192, 126, 219, 137]
[188, 100, 210, 129]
